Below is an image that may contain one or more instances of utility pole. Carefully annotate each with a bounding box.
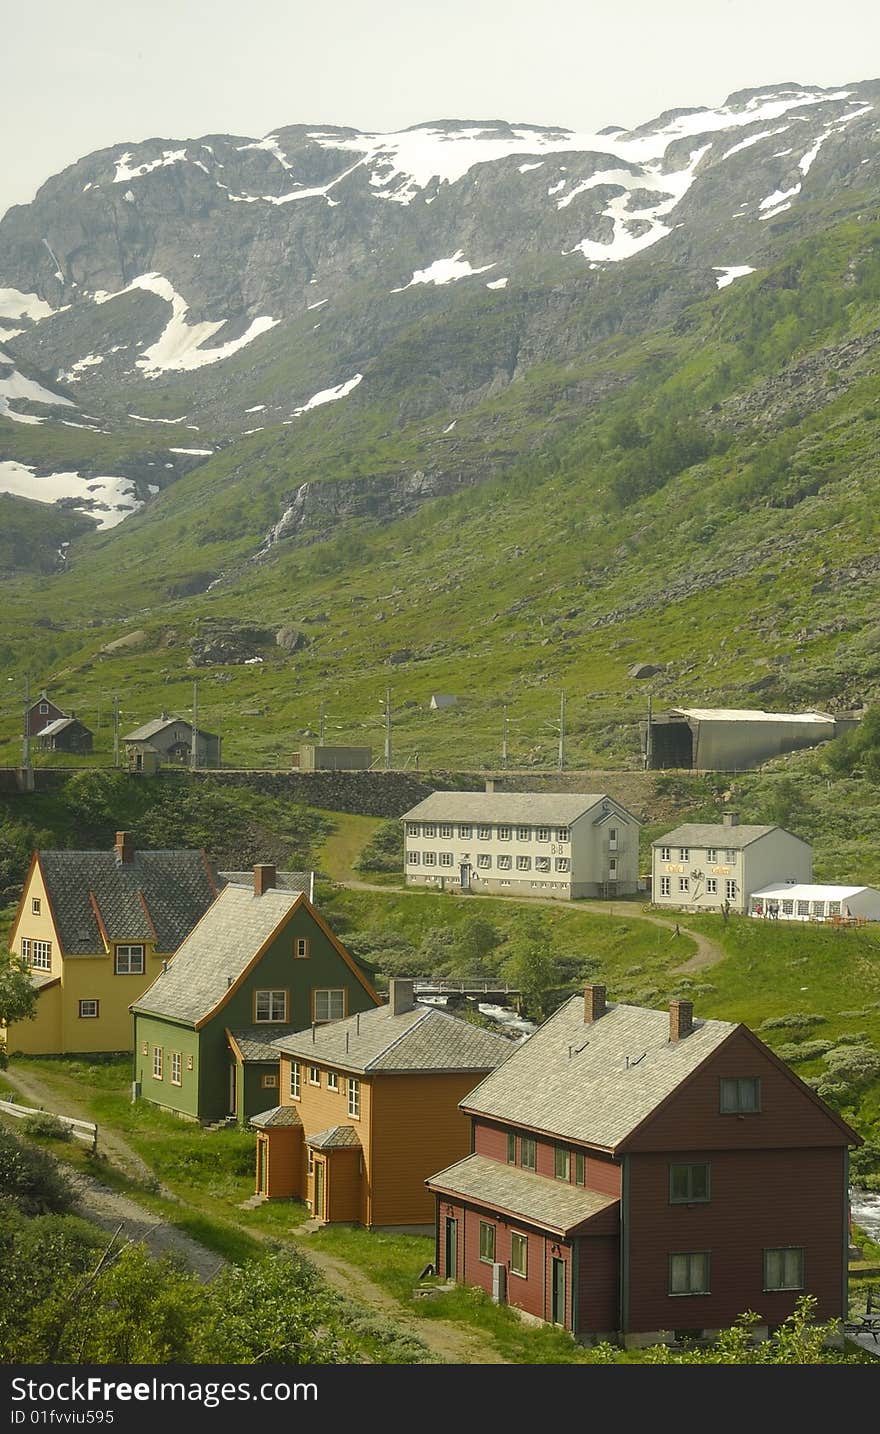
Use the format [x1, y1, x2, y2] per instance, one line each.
[113, 695, 120, 768]
[191, 680, 199, 770]
[502, 705, 509, 769]
[22, 674, 31, 770]
[319, 702, 326, 745]
[384, 686, 392, 770]
[557, 690, 566, 772]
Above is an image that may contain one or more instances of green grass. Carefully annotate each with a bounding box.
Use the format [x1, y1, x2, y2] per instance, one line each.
[314, 810, 384, 882]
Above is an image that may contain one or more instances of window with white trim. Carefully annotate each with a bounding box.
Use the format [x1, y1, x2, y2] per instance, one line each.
[152, 1047, 163, 1080]
[660, 876, 671, 897]
[725, 879, 737, 900]
[517, 826, 530, 841]
[783, 899, 794, 915]
[536, 857, 550, 873]
[171, 1051, 182, 1085]
[764, 1248, 804, 1291]
[797, 899, 809, 916]
[439, 824, 453, 838]
[78, 999, 99, 1019]
[439, 851, 454, 867]
[477, 825, 491, 840]
[314, 989, 345, 1023]
[669, 1251, 710, 1295]
[725, 848, 737, 863]
[261, 1073, 277, 1089]
[39, 702, 48, 715]
[608, 827, 617, 849]
[255, 990, 287, 1022]
[660, 846, 671, 861]
[555, 857, 570, 873]
[498, 855, 512, 870]
[407, 851, 420, 865]
[407, 823, 420, 837]
[459, 824, 472, 838]
[516, 856, 531, 871]
[498, 825, 511, 840]
[31, 898, 41, 915]
[706, 848, 717, 863]
[537, 827, 551, 841]
[706, 878, 717, 895]
[290, 1062, 301, 1099]
[424, 824, 436, 837]
[479, 1221, 496, 1263]
[510, 1232, 528, 1278]
[327, 1071, 339, 1092]
[115, 944, 145, 975]
[348, 1077, 360, 1118]
[309, 1066, 320, 1086]
[295, 938, 309, 958]
[22, 938, 52, 971]
[477, 853, 491, 868]
[556, 827, 570, 842]
[679, 876, 689, 893]
[679, 848, 690, 862]
[423, 851, 436, 866]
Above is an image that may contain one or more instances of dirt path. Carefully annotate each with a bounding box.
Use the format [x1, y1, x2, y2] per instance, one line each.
[63, 1168, 225, 1281]
[340, 879, 726, 974]
[1, 1064, 167, 1189]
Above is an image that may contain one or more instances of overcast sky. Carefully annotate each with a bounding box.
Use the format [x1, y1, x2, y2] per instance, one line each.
[3, 0, 879, 219]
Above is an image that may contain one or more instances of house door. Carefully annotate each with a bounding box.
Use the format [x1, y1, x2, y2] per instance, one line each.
[444, 1217, 458, 1280]
[551, 1257, 566, 1326]
[228, 1064, 237, 1116]
[314, 1159, 325, 1221]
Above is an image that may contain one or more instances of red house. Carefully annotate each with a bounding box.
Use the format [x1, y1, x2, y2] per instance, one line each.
[26, 691, 67, 737]
[427, 986, 860, 1346]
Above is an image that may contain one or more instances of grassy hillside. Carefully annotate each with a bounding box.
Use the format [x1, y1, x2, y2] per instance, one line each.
[1, 205, 880, 769]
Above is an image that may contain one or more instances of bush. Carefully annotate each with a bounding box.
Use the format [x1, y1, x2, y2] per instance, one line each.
[0, 1129, 74, 1215]
[759, 1013, 827, 1031]
[20, 1113, 72, 1142]
[775, 1040, 834, 1063]
[355, 821, 404, 875]
[822, 1044, 880, 1090]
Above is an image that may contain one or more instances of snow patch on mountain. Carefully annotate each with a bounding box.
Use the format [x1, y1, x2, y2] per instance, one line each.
[113, 148, 188, 183]
[0, 362, 75, 424]
[236, 135, 293, 170]
[564, 144, 710, 264]
[392, 251, 496, 290]
[60, 353, 104, 382]
[168, 446, 214, 456]
[0, 287, 55, 323]
[487, 277, 509, 289]
[0, 459, 140, 527]
[290, 374, 363, 417]
[93, 273, 278, 376]
[714, 266, 755, 289]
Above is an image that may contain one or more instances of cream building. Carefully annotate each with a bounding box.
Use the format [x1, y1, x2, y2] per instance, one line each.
[651, 815, 812, 914]
[401, 792, 640, 899]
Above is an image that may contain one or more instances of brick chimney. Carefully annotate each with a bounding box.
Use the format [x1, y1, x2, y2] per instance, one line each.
[722, 813, 740, 827]
[389, 978, 415, 1015]
[253, 864, 276, 896]
[584, 984, 606, 1023]
[114, 831, 134, 864]
[669, 999, 694, 1042]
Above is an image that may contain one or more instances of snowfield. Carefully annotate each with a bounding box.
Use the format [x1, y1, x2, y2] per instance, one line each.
[0, 460, 142, 527]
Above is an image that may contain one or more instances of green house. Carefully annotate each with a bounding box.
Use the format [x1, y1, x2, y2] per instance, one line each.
[131, 865, 380, 1124]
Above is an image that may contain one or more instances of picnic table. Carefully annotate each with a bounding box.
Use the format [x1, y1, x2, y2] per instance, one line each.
[845, 1313, 880, 1341]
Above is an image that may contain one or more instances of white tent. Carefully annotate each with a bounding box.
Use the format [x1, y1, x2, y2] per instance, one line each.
[749, 882, 880, 923]
[429, 693, 458, 710]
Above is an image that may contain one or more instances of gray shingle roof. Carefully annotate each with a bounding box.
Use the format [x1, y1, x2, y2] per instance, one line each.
[273, 1002, 511, 1074]
[39, 848, 219, 955]
[123, 716, 218, 742]
[219, 871, 312, 899]
[39, 717, 83, 738]
[132, 885, 305, 1025]
[461, 996, 737, 1151]
[653, 823, 782, 850]
[250, 1105, 302, 1129]
[428, 1154, 619, 1235]
[229, 1026, 298, 1062]
[401, 792, 635, 825]
[306, 1125, 361, 1150]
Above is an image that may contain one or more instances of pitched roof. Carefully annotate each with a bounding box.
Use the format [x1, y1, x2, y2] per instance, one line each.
[123, 716, 218, 741]
[401, 791, 635, 825]
[306, 1125, 362, 1150]
[250, 1105, 302, 1129]
[228, 1026, 299, 1063]
[39, 717, 88, 738]
[273, 1002, 511, 1074]
[36, 848, 218, 955]
[653, 823, 786, 849]
[428, 1153, 619, 1236]
[461, 996, 737, 1152]
[132, 886, 307, 1025]
[219, 871, 313, 899]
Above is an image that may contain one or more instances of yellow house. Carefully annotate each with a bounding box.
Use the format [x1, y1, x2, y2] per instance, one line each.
[3, 831, 220, 1056]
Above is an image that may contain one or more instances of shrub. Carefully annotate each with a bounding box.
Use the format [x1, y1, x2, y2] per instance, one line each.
[355, 820, 404, 874]
[20, 1113, 72, 1142]
[759, 1013, 827, 1031]
[0, 1129, 74, 1215]
[823, 1044, 880, 1090]
[775, 1040, 834, 1063]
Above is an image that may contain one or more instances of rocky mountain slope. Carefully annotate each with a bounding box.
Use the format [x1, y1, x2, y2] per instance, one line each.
[1, 80, 880, 765]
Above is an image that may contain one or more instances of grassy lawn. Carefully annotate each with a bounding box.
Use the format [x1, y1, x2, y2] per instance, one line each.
[314, 810, 384, 881]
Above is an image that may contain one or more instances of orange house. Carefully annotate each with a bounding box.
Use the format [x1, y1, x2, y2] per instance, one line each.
[253, 979, 511, 1231]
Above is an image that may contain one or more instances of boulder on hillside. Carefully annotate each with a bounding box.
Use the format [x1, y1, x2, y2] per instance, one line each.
[628, 662, 664, 679]
[276, 627, 310, 653]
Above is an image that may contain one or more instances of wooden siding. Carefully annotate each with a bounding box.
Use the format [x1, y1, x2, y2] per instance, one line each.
[259, 1126, 302, 1198]
[576, 1234, 619, 1334]
[324, 1147, 362, 1223]
[473, 1120, 622, 1197]
[280, 1054, 372, 1225]
[370, 1071, 480, 1226]
[624, 1027, 853, 1152]
[626, 1146, 847, 1333]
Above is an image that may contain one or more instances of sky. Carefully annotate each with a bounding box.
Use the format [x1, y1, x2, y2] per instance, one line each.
[3, 0, 879, 219]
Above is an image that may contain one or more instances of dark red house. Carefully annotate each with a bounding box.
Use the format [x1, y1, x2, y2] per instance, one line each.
[427, 986, 860, 1346]
[26, 691, 67, 736]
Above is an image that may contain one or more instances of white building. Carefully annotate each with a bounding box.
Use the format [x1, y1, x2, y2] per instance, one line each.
[651, 814, 811, 914]
[748, 882, 880, 923]
[400, 791, 640, 899]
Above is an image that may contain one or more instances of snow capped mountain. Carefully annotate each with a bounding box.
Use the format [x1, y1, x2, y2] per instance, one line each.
[0, 78, 878, 526]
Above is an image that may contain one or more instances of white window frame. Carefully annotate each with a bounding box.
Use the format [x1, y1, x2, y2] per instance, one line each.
[536, 857, 550, 873]
[115, 944, 145, 975]
[290, 1062, 301, 1099]
[725, 848, 737, 863]
[348, 1077, 361, 1119]
[679, 876, 689, 893]
[423, 824, 436, 837]
[327, 1071, 339, 1092]
[407, 851, 420, 865]
[261, 1073, 278, 1090]
[679, 848, 690, 862]
[22, 938, 52, 971]
[555, 857, 570, 873]
[171, 1051, 182, 1086]
[516, 856, 531, 871]
[476, 853, 491, 869]
[31, 898, 41, 916]
[660, 846, 671, 861]
[706, 848, 717, 863]
[152, 1047, 163, 1080]
[498, 825, 512, 841]
[706, 877, 717, 895]
[556, 827, 570, 842]
[406, 823, 420, 837]
[477, 824, 492, 840]
[314, 989, 345, 1023]
[439, 824, 453, 838]
[660, 876, 671, 897]
[78, 999, 99, 1019]
[459, 824, 472, 838]
[517, 826, 530, 841]
[510, 1230, 528, 1278]
[295, 938, 309, 959]
[725, 880, 737, 900]
[536, 827, 551, 842]
[497, 854, 512, 871]
[423, 851, 436, 866]
[309, 1065, 320, 1086]
[439, 851, 454, 867]
[255, 989, 288, 1023]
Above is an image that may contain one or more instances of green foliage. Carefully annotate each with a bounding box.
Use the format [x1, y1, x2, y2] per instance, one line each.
[20, 1112, 72, 1142]
[0, 951, 38, 1041]
[191, 1252, 349, 1363]
[760, 1013, 828, 1031]
[355, 819, 404, 874]
[774, 1039, 835, 1063]
[825, 706, 880, 781]
[0, 1128, 75, 1215]
[637, 1297, 856, 1364]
